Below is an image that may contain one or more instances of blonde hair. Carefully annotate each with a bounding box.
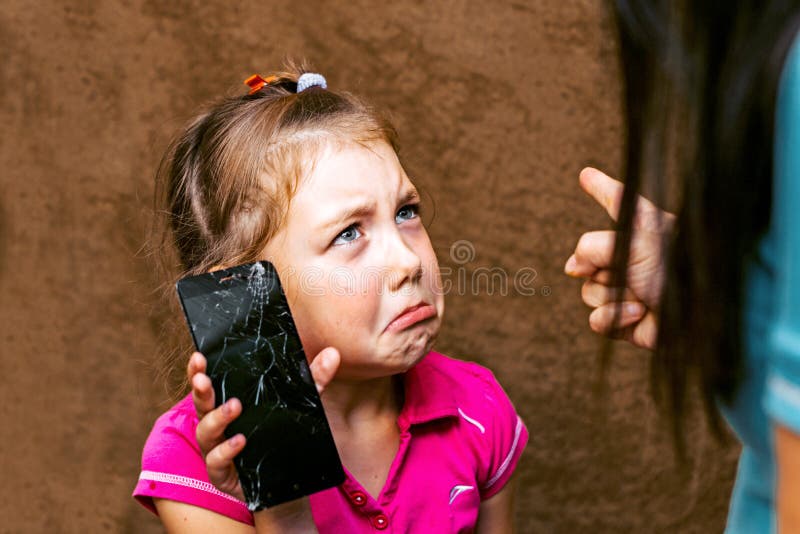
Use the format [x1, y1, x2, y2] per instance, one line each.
[151, 61, 398, 398]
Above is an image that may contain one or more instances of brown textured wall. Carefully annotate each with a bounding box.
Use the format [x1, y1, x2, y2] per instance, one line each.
[0, 1, 739, 532]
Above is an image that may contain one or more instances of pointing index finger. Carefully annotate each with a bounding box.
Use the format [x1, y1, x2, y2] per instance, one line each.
[579, 167, 674, 232]
[579, 167, 623, 222]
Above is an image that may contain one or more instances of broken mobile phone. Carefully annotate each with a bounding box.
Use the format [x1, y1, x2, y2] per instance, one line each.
[176, 261, 345, 510]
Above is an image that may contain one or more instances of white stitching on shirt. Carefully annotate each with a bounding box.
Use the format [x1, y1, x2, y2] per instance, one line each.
[139, 470, 246, 506]
[458, 408, 486, 434]
[449, 485, 475, 504]
[483, 416, 523, 490]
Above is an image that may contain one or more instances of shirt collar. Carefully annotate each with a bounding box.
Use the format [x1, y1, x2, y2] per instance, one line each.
[397, 352, 459, 430]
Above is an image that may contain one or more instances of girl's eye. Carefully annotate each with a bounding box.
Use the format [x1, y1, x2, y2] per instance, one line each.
[396, 204, 420, 223]
[332, 224, 362, 246]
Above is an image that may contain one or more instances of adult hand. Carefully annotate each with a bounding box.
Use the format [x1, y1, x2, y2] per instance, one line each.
[186, 348, 341, 502]
[564, 167, 675, 349]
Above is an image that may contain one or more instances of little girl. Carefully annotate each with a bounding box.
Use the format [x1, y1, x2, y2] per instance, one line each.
[133, 64, 528, 533]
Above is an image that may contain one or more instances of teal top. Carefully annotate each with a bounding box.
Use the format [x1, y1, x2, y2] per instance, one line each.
[721, 36, 800, 533]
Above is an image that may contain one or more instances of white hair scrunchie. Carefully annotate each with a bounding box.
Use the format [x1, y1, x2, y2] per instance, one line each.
[296, 73, 327, 93]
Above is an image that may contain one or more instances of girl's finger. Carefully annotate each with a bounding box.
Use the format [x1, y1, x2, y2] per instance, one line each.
[186, 351, 207, 378]
[581, 280, 639, 308]
[205, 434, 247, 501]
[309, 347, 341, 394]
[196, 398, 242, 456]
[588, 301, 647, 334]
[206, 434, 246, 475]
[191, 373, 215, 420]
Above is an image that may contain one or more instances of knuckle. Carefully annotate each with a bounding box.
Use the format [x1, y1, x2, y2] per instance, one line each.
[583, 281, 612, 307]
[580, 281, 593, 301]
[576, 232, 595, 253]
[595, 306, 614, 329]
[206, 450, 224, 469]
[197, 414, 221, 441]
[588, 309, 604, 331]
[209, 442, 233, 464]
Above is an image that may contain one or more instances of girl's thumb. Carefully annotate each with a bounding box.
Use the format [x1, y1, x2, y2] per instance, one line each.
[310, 347, 341, 394]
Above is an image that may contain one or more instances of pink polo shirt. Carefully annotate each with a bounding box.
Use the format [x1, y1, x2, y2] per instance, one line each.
[134, 351, 528, 532]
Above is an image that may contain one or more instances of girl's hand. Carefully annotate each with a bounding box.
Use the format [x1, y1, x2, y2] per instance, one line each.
[186, 348, 342, 502]
[187, 352, 246, 500]
[565, 167, 675, 350]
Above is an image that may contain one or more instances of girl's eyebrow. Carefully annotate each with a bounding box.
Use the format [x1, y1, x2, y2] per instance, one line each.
[398, 188, 421, 206]
[317, 201, 375, 232]
[316, 188, 420, 232]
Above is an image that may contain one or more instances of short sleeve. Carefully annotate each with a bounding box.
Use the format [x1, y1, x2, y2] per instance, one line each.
[467, 365, 529, 500]
[764, 35, 800, 433]
[132, 396, 253, 526]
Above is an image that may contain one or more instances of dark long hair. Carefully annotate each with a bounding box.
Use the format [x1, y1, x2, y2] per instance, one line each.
[608, 0, 800, 451]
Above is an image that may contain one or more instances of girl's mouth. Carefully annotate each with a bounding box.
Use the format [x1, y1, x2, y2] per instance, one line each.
[384, 302, 437, 333]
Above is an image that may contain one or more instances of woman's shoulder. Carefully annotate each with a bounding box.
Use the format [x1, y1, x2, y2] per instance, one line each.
[784, 31, 800, 85]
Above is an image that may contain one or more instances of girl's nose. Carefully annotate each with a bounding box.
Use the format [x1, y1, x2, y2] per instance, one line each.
[385, 232, 422, 292]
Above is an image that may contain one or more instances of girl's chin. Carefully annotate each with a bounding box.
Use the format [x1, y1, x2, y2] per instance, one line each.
[392, 334, 437, 371]
[319, 323, 440, 380]
[335, 341, 435, 380]
[394, 324, 437, 353]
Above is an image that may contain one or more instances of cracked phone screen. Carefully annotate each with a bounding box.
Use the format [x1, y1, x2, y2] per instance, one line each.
[176, 261, 345, 510]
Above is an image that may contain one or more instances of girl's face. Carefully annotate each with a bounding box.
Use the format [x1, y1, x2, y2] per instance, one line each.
[263, 141, 444, 380]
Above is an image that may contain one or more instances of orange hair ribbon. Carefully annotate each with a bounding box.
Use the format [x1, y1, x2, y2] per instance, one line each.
[244, 74, 278, 95]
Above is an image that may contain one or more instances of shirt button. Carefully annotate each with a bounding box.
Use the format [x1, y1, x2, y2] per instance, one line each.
[350, 491, 367, 506]
[370, 513, 389, 530]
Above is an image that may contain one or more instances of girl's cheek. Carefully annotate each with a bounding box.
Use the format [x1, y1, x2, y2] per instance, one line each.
[296, 271, 378, 330]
